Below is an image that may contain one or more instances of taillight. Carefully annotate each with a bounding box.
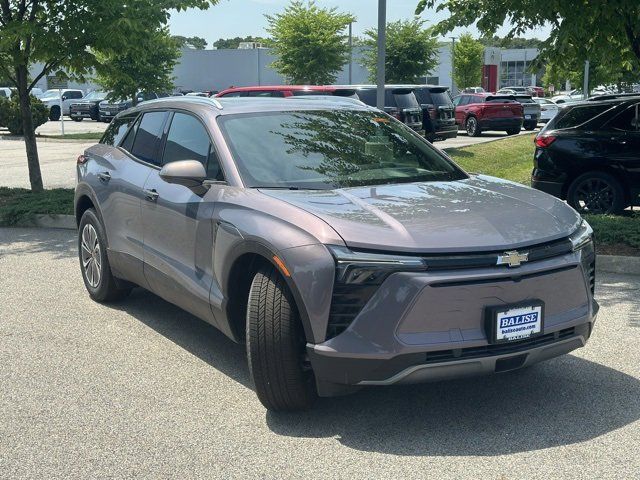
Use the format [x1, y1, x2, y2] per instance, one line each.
[77, 154, 87, 165]
[535, 135, 556, 148]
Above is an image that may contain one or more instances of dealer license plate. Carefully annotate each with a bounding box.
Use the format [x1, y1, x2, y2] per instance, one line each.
[491, 304, 543, 343]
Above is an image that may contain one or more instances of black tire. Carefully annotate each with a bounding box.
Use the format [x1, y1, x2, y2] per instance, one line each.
[71, 117, 83, 122]
[465, 116, 481, 137]
[246, 265, 316, 411]
[524, 124, 536, 131]
[78, 209, 131, 302]
[49, 106, 61, 121]
[506, 128, 521, 135]
[566, 171, 625, 214]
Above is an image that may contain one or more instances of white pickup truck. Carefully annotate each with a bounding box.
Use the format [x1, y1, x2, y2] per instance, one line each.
[39, 89, 84, 120]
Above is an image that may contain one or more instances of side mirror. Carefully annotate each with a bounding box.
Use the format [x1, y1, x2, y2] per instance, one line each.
[62, 95, 68, 101]
[159, 160, 206, 188]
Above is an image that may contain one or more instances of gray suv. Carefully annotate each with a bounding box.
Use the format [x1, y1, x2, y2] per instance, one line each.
[75, 96, 599, 411]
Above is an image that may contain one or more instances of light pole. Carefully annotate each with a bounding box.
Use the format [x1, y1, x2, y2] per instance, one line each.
[450, 36, 457, 94]
[348, 22, 353, 85]
[376, 0, 386, 109]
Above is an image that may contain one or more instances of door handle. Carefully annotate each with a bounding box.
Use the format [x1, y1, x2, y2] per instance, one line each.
[97, 171, 111, 182]
[143, 188, 159, 202]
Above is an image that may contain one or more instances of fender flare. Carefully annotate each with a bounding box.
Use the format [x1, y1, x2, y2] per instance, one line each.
[219, 238, 316, 343]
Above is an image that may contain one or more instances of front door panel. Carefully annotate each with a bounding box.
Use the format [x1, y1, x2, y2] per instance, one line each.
[141, 172, 219, 326]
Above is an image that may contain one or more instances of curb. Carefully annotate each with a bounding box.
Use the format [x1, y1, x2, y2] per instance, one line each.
[13, 214, 76, 230]
[597, 255, 640, 276]
[0, 135, 96, 144]
[441, 132, 537, 151]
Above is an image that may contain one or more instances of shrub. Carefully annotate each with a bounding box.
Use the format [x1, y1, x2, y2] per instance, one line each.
[0, 95, 48, 135]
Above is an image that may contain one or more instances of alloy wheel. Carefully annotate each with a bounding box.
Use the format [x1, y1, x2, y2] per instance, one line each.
[466, 117, 477, 136]
[81, 224, 102, 288]
[574, 178, 615, 213]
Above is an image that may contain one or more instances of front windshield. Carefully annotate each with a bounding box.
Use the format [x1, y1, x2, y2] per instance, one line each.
[41, 90, 59, 99]
[219, 110, 467, 190]
[84, 91, 108, 100]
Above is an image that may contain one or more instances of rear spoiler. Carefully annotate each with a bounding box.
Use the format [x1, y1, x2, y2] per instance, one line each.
[485, 95, 517, 102]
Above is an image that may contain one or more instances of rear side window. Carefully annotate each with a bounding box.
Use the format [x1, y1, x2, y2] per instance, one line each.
[549, 104, 611, 130]
[162, 112, 223, 179]
[219, 92, 245, 97]
[606, 104, 639, 132]
[101, 114, 138, 147]
[130, 111, 167, 165]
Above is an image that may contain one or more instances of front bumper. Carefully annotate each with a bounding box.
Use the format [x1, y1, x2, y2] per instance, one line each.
[308, 251, 597, 396]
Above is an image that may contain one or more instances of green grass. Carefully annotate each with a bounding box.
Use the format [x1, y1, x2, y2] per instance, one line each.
[39, 132, 103, 140]
[584, 213, 640, 255]
[0, 187, 74, 226]
[446, 133, 536, 185]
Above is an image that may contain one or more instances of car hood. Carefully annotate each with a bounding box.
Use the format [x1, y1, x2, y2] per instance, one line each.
[259, 175, 581, 253]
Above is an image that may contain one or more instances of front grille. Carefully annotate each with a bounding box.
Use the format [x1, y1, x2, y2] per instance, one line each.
[424, 327, 576, 364]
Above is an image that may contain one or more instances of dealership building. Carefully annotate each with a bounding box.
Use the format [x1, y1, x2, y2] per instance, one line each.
[30, 45, 542, 95]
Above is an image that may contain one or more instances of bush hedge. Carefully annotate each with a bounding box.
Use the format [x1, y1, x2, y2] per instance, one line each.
[0, 95, 48, 135]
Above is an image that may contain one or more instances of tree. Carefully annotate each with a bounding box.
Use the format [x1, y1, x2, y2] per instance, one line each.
[213, 36, 269, 49]
[97, 29, 180, 104]
[0, 1, 217, 192]
[361, 19, 439, 83]
[266, 1, 355, 84]
[479, 36, 543, 49]
[415, 0, 640, 79]
[453, 33, 485, 90]
[173, 35, 208, 50]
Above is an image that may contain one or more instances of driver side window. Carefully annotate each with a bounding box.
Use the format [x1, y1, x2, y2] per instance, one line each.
[162, 112, 224, 181]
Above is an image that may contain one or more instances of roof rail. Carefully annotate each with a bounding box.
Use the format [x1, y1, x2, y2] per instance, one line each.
[586, 93, 640, 102]
[139, 96, 224, 110]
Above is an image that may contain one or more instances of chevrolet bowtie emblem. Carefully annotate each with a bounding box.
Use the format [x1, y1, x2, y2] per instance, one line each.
[497, 250, 529, 267]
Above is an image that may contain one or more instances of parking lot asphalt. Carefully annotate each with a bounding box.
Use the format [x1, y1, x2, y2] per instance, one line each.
[1, 227, 639, 479]
[0, 125, 535, 189]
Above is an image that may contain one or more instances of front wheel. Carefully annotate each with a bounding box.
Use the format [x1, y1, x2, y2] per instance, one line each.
[49, 106, 60, 121]
[246, 265, 316, 411]
[506, 128, 521, 135]
[78, 209, 131, 302]
[465, 116, 481, 137]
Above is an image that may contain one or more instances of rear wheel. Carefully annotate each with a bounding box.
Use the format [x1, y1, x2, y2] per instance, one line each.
[246, 265, 316, 411]
[465, 116, 481, 137]
[506, 128, 521, 135]
[567, 171, 625, 214]
[78, 209, 131, 302]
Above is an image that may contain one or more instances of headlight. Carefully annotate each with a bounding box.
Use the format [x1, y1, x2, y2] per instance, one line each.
[569, 219, 594, 251]
[327, 245, 426, 285]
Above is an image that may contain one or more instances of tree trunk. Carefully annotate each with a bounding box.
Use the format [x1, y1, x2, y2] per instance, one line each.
[16, 65, 43, 192]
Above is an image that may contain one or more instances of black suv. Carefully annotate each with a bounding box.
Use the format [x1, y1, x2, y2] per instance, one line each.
[346, 86, 423, 132]
[69, 91, 109, 122]
[410, 85, 457, 141]
[532, 96, 640, 213]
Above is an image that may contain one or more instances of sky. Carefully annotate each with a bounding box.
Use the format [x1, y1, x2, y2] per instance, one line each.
[168, 0, 552, 47]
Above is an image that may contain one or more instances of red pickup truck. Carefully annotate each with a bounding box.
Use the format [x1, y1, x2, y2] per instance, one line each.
[452, 93, 524, 136]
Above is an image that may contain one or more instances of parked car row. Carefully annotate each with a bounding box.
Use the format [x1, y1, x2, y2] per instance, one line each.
[216, 84, 460, 142]
[532, 94, 640, 213]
